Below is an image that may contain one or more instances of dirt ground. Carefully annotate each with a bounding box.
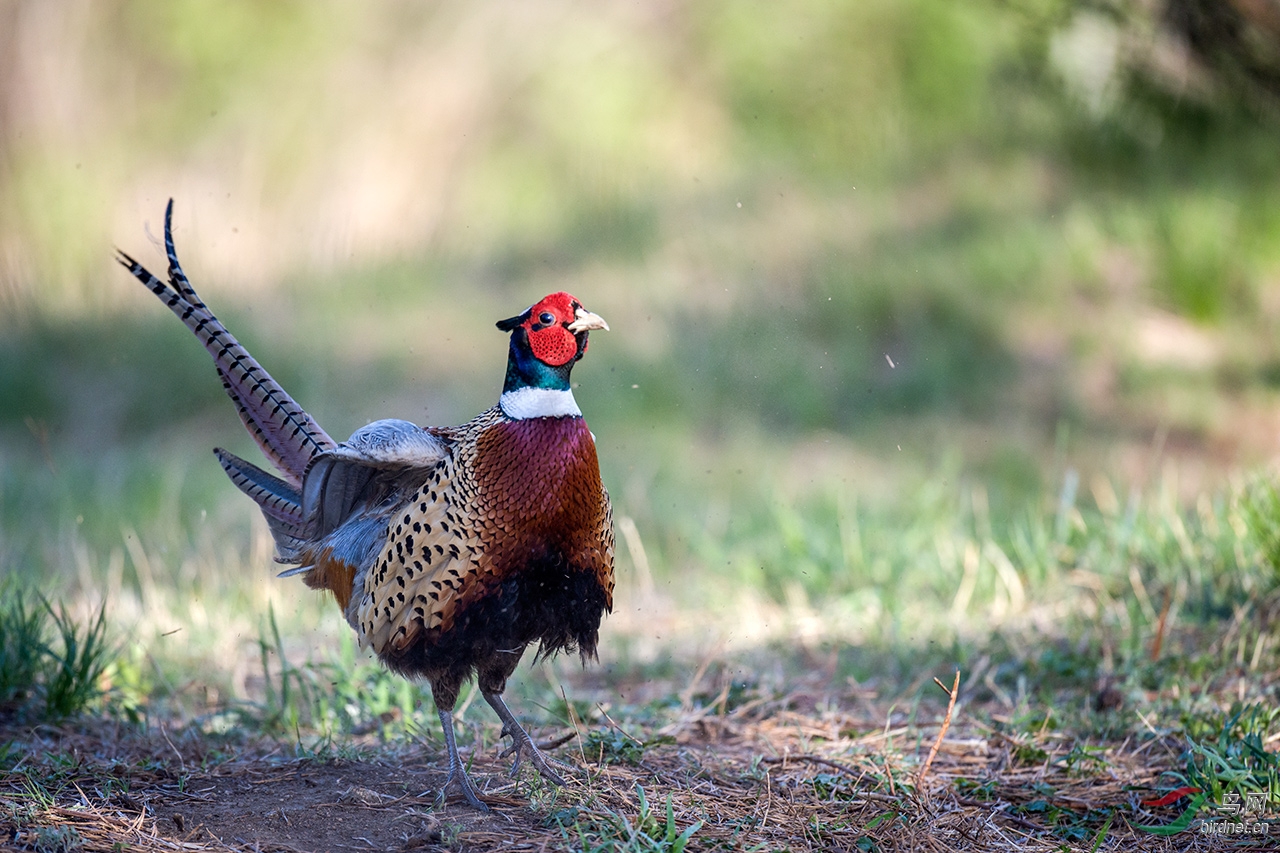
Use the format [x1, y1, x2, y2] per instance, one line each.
[4, 689, 1275, 853]
[146, 758, 460, 851]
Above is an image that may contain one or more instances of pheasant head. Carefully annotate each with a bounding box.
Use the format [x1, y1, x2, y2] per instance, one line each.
[496, 292, 609, 419]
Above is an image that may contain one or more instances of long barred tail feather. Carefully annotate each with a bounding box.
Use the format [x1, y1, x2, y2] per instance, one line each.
[162, 201, 204, 309]
[116, 200, 336, 487]
[215, 448, 311, 562]
[213, 448, 306, 529]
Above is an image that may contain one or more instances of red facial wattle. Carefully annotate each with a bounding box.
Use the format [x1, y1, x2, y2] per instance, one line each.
[527, 324, 580, 366]
[525, 292, 585, 367]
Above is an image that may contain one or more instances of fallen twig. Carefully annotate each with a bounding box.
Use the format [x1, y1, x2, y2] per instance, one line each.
[915, 670, 961, 799]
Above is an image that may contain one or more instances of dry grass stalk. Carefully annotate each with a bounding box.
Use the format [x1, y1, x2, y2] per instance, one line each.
[916, 669, 961, 798]
[1, 670, 1275, 852]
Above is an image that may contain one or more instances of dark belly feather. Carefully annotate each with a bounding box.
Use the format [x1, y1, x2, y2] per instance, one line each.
[369, 415, 613, 696]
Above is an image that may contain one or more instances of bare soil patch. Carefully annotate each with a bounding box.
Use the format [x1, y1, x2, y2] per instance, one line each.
[4, 689, 1274, 853]
[149, 758, 454, 852]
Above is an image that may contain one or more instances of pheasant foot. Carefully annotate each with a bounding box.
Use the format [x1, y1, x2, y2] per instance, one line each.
[434, 708, 490, 811]
[484, 691, 576, 786]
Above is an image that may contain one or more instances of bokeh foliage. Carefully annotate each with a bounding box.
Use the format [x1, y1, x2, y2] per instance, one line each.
[1, 0, 1280, 720]
[3, 0, 1279, 447]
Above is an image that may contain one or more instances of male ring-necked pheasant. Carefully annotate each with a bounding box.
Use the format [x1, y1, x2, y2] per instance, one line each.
[117, 201, 614, 810]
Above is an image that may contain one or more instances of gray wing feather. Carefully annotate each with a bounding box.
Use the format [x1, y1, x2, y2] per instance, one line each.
[302, 419, 447, 537]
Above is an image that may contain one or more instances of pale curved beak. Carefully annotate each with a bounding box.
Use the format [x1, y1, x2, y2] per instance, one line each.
[568, 307, 610, 333]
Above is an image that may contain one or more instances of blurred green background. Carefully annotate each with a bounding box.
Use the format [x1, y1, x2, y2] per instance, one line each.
[3, 0, 1280, 712]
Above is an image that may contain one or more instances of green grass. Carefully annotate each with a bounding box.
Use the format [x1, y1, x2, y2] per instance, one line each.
[1181, 702, 1280, 810]
[0, 587, 46, 715]
[562, 786, 703, 853]
[247, 603, 434, 742]
[4, 11, 1280, 850]
[0, 582, 111, 723]
[3, 400, 1280, 738]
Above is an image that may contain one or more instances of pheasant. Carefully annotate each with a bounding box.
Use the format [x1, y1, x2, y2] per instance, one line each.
[117, 201, 614, 810]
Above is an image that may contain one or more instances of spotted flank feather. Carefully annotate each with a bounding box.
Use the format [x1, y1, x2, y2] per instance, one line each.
[357, 408, 614, 668]
[358, 453, 481, 651]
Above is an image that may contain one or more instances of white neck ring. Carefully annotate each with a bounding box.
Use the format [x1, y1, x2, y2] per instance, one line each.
[500, 387, 582, 419]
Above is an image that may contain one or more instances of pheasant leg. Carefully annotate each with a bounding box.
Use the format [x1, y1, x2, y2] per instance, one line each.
[435, 708, 489, 811]
[483, 692, 574, 785]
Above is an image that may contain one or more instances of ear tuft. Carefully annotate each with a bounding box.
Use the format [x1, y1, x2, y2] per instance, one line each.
[496, 309, 530, 332]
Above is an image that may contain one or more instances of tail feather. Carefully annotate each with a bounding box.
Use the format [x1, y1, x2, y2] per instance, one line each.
[213, 448, 306, 528]
[215, 448, 310, 562]
[161, 204, 205, 309]
[117, 200, 336, 485]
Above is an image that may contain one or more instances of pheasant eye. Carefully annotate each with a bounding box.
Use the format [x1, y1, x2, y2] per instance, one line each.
[538, 311, 555, 326]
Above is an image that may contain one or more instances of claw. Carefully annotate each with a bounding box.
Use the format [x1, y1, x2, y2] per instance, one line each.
[436, 764, 489, 812]
[484, 692, 571, 786]
[435, 708, 490, 811]
[506, 744, 525, 778]
[496, 723, 525, 776]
